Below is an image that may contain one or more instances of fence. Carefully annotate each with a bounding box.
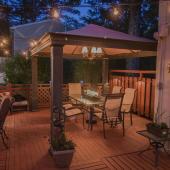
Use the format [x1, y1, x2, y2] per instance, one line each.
[109, 70, 156, 119]
[0, 70, 156, 119]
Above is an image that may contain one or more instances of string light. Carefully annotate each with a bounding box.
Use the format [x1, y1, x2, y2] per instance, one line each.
[112, 6, 120, 16]
[4, 50, 9, 56]
[22, 51, 27, 56]
[0, 43, 4, 47]
[30, 40, 37, 47]
[0, 37, 10, 56]
[2, 38, 7, 44]
[51, 7, 59, 19]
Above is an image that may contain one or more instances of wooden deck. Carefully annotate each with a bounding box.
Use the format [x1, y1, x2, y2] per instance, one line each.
[0, 109, 170, 170]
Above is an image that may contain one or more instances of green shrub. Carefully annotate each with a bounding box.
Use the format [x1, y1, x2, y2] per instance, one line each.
[52, 133, 75, 151]
[4, 54, 31, 84]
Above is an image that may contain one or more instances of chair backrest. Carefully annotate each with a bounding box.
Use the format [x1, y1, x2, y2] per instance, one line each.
[68, 83, 81, 96]
[112, 86, 122, 94]
[0, 97, 11, 129]
[104, 94, 124, 120]
[121, 88, 136, 113]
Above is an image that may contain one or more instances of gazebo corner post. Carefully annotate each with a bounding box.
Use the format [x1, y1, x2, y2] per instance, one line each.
[31, 56, 38, 111]
[102, 58, 109, 84]
[50, 43, 64, 145]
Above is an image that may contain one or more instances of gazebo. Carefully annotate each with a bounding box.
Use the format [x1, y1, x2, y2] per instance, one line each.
[30, 24, 157, 139]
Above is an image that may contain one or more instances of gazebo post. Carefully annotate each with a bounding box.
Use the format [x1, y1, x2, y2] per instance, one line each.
[31, 57, 38, 111]
[102, 58, 109, 84]
[50, 44, 64, 143]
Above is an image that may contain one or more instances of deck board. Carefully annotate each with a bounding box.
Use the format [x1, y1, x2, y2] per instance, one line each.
[0, 109, 169, 170]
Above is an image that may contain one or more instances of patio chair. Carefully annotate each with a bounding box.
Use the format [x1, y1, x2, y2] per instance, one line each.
[63, 106, 85, 128]
[94, 94, 124, 138]
[112, 86, 122, 94]
[0, 92, 14, 113]
[121, 88, 136, 125]
[63, 83, 82, 110]
[11, 94, 29, 112]
[0, 97, 11, 148]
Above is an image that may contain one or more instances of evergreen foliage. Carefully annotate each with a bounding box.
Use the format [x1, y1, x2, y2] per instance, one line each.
[4, 54, 31, 84]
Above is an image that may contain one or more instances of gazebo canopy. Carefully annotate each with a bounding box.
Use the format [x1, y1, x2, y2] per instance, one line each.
[31, 24, 157, 58]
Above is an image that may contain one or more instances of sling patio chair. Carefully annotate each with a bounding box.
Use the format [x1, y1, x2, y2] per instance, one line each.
[63, 105, 85, 128]
[121, 88, 136, 126]
[63, 83, 82, 110]
[112, 86, 122, 94]
[94, 94, 124, 138]
[0, 97, 11, 148]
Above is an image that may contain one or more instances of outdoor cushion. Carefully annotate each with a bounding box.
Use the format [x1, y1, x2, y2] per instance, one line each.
[65, 108, 82, 117]
[12, 100, 28, 107]
[13, 94, 26, 102]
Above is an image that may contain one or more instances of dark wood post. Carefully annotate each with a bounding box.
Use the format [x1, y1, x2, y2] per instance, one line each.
[50, 44, 64, 143]
[102, 58, 109, 84]
[31, 57, 38, 111]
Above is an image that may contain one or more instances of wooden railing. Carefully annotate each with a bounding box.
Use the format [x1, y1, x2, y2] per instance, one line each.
[0, 71, 156, 120]
[109, 70, 156, 119]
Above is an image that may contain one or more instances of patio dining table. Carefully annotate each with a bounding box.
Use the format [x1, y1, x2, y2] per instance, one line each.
[69, 94, 105, 130]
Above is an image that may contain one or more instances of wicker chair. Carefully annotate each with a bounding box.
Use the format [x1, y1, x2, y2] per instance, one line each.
[0, 97, 11, 148]
[94, 94, 124, 138]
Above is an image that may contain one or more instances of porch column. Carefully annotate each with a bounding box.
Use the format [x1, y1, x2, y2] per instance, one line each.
[50, 44, 64, 142]
[155, 0, 170, 147]
[102, 58, 109, 84]
[31, 57, 38, 111]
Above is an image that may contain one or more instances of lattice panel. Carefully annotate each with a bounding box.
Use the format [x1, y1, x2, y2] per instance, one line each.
[38, 86, 50, 107]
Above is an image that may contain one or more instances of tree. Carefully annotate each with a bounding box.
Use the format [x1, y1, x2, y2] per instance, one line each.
[72, 60, 102, 84]
[4, 54, 31, 84]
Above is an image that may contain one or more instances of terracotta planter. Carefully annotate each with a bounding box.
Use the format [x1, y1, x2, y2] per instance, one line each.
[52, 149, 75, 168]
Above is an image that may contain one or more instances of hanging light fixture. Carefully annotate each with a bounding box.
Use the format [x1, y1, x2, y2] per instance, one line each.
[82, 46, 88, 58]
[81, 46, 103, 59]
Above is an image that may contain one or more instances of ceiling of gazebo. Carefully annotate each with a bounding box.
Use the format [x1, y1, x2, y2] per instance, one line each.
[30, 24, 157, 58]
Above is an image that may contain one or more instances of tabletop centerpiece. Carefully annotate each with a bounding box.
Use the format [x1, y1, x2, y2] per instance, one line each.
[146, 112, 169, 138]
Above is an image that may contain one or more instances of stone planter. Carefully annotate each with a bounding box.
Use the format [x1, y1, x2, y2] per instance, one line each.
[51, 148, 75, 168]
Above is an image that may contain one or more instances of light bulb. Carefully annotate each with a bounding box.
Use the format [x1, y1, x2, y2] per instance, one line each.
[113, 7, 119, 16]
[4, 50, 9, 55]
[52, 8, 59, 19]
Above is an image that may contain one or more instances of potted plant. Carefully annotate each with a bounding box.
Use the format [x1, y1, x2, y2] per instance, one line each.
[146, 122, 169, 138]
[50, 132, 75, 168]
